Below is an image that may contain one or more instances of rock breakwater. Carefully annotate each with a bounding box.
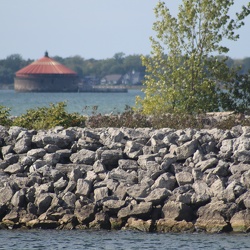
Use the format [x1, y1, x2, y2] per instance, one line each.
[1, 125, 250, 232]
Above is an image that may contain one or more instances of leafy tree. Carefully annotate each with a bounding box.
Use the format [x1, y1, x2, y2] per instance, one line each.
[138, 0, 250, 114]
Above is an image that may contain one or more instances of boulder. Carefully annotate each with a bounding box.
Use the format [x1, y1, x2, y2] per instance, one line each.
[75, 203, 96, 224]
[230, 210, 250, 232]
[4, 163, 24, 174]
[156, 219, 194, 233]
[144, 188, 171, 205]
[94, 187, 109, 202]
[151, 172, 176, 191]
[35, 193, 53, 215]
[75, 179, 92, 197]
[162, 200, 194, 221]
[173, 139, 198, 160]
[100, 149, 123, 169]
[117, 202, 152, 220]
[11, 189, 26, 208]
[89, 212, 110, 230]
[195, 199, 234, 233]
[62, 192, 76, 209]
[125, 217, 152, 232]
[124, 141, 143, 159]
[176, 171, 194, 186]
[0, 185, 13, 205]
[70, 149, 95, 165]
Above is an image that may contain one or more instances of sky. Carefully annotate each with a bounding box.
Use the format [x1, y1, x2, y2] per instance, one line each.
[1, 0, 250, 60]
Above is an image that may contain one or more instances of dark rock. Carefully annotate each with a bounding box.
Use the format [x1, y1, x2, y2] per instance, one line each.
[75, 203, 96, 224]
[117, 202, 152, 220]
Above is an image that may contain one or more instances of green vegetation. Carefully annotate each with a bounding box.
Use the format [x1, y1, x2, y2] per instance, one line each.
[1, 102, 86, 130]
[0, 105, 12, 127]
[137, 0, 250, 115]
[0, 103, 250, 130]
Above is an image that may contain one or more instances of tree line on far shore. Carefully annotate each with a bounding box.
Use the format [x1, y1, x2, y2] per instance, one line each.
[1, 52, 250, 86]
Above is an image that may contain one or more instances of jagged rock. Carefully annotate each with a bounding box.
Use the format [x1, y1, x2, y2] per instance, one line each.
[117, 202, 152, 220]
[62, 192, 76, 209]
[191, 181, 211, 206]
[230, 210, 250, 232]
[176, 171, 194, 186]
[94, 187, 109, 202]
[138, 161, 163, 181]
[75, 179, 92, 197]
[103, 199, 126, 215]
[196, 157, 218, 172]
[0, 185, 13, 205]
[137, 153, 159, 167]
[124, 141, 143, 159]
[144, 188, 171, 205]
[35, 193, 53, 215]
[89, 212, 110, 230]
[2, 154, 19, 166]
[70, 149, 95, 165]
[68, 166, 83, 182]
[156, 219, 195, 233]
[172, 139, 198, 160]
[162, 200, 194, 221]
[230, 163, 250, 175]
[93, 160, 106, 174]
[109, 168, 138, 185]
[13, 131, 32, 154]
[43, 153, 60, 165]
[75, 203, 96, 224]
[11, 189, 26, 207]
[27, 148, 46, 159]
[151, 172, 176, 191]
[100, 149, 123, 169]
[118, 159, 139, 171]
[54, 177, 68, 192]
[32, 132, 72, 149]
[4, 163, 24, 174]
[126, 184, 150, 200]
[44, 144, 60, 153]
[125, 217, 152, 232]
[195, 199, 234, 233]
[109, 217, 124, 230]
[161, 154, 177, 170]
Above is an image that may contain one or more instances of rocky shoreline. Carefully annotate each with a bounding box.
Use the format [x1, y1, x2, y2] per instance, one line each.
[1, 125, 250, 233]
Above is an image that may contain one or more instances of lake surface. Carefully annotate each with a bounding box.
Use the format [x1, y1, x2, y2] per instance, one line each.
[0, 89, 144, 116]
[0, 230, 250, 250]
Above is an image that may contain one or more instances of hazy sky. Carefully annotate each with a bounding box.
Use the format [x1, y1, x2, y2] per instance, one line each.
[1, 0, 250, 60]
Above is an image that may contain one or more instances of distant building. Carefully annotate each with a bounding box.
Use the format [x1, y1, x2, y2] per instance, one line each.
[122, 70, 144, 85]
[14, 52, 78, 92]
[100, 74, 123, 85]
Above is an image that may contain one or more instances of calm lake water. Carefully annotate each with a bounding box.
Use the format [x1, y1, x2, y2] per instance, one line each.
[0, 89, 144, 117]
[0, 230, 250, 250]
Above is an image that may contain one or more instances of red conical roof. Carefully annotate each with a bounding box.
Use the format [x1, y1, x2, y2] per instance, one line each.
[16, 52, 77, 76]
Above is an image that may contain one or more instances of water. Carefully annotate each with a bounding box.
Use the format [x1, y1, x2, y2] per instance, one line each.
[0, 89, 144, 116]
[0, 230, 250, 250]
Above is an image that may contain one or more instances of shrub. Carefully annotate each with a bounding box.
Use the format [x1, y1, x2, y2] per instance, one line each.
[0, 105, 12, 127]
[12, 102, 86, 130]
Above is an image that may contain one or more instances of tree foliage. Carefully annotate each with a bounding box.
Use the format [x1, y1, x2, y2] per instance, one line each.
[138, 0, 250, 114]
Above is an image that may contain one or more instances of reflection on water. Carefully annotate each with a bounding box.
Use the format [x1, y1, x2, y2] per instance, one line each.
[0, 230, 249, 250]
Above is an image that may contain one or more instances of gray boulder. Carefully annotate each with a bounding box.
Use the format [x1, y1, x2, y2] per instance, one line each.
[162, 200, 194, 221]
[117, 202, 152, 220]
[70, 149, 95, 165]
[0, 185, 13, 205]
